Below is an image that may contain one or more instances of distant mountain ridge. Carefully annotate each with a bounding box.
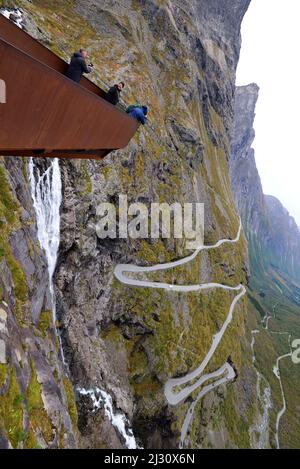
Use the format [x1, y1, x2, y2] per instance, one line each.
[230, 84, 300, 284]
[230, 83, 300, 448]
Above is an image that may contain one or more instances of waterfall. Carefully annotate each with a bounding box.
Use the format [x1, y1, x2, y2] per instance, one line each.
[29, 158, 62, 307]
[29, 158, 66, 368]
[77, 387, 140, 449]
[257, 384, 272, 449]
[29, 157, 65, 353]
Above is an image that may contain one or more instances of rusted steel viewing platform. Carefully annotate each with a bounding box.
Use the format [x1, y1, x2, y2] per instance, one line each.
[0, 14, 138, 160]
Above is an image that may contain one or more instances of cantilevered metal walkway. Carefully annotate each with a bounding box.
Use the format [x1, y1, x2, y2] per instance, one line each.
[0, 14, 138, 159]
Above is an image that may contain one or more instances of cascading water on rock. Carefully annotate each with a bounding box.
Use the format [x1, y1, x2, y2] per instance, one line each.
[77, 387, 140, 449]
[28, 158, 66, 367]
[29, 158, 62, 306]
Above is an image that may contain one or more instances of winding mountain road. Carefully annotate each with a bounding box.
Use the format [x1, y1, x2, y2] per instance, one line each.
[273, 351, 292, 449]
[268, 301, 292, 449]
[114, 219, 246, 447]
[255, 299, 293, 449]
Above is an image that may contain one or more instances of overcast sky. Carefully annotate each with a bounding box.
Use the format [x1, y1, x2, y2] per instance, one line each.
[236, 0, 300, 225]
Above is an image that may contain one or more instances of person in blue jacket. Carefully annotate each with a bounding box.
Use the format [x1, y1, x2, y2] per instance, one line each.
[127, 105, 148, 125]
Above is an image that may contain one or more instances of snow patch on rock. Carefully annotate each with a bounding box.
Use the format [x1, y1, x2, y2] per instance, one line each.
[1, 8, 23, 28]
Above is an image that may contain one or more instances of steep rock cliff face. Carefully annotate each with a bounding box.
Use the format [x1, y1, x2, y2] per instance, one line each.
[230, 84, 300, 448]
[55, 0, 254, 449]
[0, 157, 77, 448]
[265, 195, 300, 280]
[1, 0, 259, 449]
[230, 84, 264, 233]
[231, 84, 300, 287]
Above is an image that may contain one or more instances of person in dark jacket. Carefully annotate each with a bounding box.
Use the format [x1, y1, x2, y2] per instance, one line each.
[66, 49, 93, 83]
[104, 82, 125, 105]
[127, 105, 148, 125]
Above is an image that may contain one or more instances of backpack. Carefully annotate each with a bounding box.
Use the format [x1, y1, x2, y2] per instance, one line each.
[126, 103, 142, 113]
